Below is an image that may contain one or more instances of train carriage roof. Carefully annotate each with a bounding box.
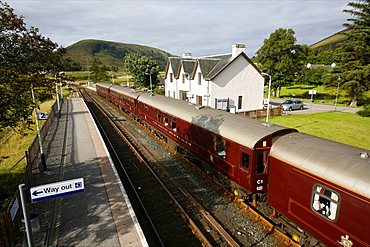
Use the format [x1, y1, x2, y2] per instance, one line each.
[138, 93, 296, 149]
[270, 132, 370, 198]
[96, 82, 114, 89]
[97, 82, 144, 98]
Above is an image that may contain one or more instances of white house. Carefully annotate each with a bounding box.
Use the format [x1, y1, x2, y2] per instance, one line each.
[164, 44, 265, 113]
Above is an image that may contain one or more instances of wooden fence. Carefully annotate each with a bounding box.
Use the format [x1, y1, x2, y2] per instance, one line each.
[237, 106, 283, 119]
[0, 99, 59, 247]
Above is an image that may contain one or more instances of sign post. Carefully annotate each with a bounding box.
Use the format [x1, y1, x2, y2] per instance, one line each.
[309, 90, 317, 114]
[19, 184, 34, 247]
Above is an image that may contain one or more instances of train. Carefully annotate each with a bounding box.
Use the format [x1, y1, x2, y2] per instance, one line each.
[96, 82, 370, 247]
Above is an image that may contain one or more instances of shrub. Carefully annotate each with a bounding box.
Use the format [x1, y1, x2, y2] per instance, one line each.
[357, 105, 370, 117]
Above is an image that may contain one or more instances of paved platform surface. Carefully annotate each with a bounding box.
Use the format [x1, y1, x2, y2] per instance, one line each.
[26, 98, 148, 247]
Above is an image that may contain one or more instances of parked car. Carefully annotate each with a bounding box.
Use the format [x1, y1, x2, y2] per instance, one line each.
[280, 100, 304, 110]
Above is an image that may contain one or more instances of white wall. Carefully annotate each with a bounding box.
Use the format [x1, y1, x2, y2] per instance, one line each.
[211, 56, 264, 112]
[165, 65, 176, 98]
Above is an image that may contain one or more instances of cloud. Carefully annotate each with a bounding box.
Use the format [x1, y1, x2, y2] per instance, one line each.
[7, 0, 351, 57]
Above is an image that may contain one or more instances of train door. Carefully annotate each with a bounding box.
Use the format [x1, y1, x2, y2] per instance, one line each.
[252, 148, 270, 193]
[237, 147, 253, 193]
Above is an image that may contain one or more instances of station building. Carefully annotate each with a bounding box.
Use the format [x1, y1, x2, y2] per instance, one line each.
[164, 44, 264, 113]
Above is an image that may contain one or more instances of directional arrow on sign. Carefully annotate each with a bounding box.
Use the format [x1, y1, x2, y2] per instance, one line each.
[32, 190, 43, 197]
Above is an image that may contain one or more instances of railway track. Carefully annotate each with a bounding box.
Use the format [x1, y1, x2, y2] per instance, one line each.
[80, 87, 298, 247]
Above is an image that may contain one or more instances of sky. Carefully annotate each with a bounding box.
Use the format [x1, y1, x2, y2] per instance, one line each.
[6, 0, 351, 57]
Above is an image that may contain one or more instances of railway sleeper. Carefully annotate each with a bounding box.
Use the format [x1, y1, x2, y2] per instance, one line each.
[149, 207, 179, 220]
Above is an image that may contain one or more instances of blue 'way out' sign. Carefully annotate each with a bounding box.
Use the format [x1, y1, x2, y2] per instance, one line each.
[30, 178, 84, 203]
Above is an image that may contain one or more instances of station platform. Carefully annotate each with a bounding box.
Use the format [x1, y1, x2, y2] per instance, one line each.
[27, 98, 148, 247]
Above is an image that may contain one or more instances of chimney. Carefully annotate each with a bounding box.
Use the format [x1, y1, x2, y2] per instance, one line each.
[232, 44, 246, 58]
[182, 53, 192, 58]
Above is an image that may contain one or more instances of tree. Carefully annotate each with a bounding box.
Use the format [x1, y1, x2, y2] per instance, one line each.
[0, 1, 68, 130]
[90, 58, 110, 83]
[256, 28, 308, 97]
[124, 53, 160, 89]
[325, 0, 370, 106]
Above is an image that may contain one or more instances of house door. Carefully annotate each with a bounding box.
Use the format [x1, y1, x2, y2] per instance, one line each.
[196, 95, 202, 105]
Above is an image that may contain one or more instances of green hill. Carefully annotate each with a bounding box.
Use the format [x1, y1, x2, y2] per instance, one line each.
[310, 29, 349, 51]
[65, 39, 174, 69]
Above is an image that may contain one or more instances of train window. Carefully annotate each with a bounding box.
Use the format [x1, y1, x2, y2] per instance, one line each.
[171, 117, 177, 131]
[144, 104, 148, 111]
[241, 152, 250, 169]
[256, 149, 268, 174]
[214, 136, 226, 158]
[163, 113, 169, 126]
[311, 185, 340, 222]
[157, 110, 162, 122]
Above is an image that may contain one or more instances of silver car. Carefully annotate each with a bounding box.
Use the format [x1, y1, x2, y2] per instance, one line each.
[280, 100, 304, 111]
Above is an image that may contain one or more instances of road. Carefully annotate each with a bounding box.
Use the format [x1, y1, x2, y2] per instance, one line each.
[268, 99, 360, 115]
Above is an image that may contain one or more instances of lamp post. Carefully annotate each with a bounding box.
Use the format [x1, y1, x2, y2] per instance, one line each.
[334, 76, 341, 111]
[86, 58, 90, 87]
[261, 72, 272, 122]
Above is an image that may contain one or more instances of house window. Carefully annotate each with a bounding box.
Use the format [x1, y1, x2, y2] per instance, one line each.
[171, 117, 177, 131]
[180, 91, 187, 101]
[216, 98, 228, 110]
[198, 72, 201, 85]
[311, 185, 340, 222]
[214, 136, 226, 158]
[238, 96, 243, 110]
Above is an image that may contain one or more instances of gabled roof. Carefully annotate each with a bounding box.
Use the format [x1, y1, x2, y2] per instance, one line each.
[165, 51, 261, 81]
[182, 60, 197, 77]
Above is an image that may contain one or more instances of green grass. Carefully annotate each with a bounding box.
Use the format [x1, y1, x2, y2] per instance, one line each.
[310, 31, 348, 49]
[0, 100, 54, 211]
[276, 85, 370, 106]
[65, 71, 132, 86]
[269, 112, 370, 150]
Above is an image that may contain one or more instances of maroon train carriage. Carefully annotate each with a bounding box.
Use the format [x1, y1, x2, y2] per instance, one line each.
[137, 92, 296, 201]
[268, 132, 370, 246]
[96, 82, 113, 99]
[96, 82, 143, 117]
